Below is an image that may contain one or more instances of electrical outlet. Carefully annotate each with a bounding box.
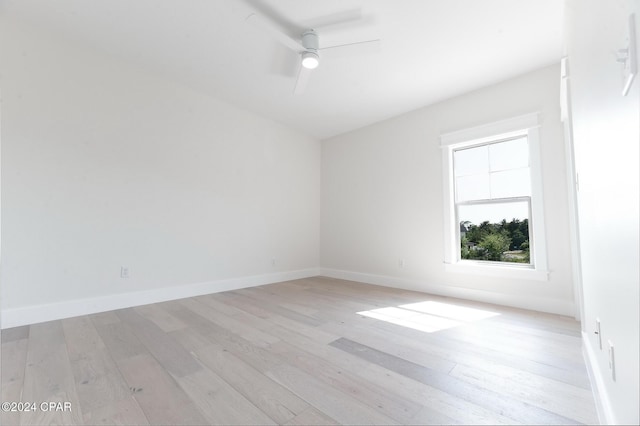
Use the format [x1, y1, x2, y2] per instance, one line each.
[595, 318, 602, 349]
[399, 259, 405, 268]
[271, 258, 276, 267]
[120, 266, 130, 279]
[608, 341, 616, 381]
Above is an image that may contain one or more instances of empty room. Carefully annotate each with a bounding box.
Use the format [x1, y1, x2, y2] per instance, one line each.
[1, 0, 638, 425]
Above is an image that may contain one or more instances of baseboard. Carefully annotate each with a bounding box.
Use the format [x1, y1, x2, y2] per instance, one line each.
[1, 267, 575, 327]
[319, 268, 575, 316]
[0, 268, 321, 329]
[582, 331, 615, 424]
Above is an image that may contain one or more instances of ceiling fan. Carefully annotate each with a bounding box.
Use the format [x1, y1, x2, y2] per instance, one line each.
[246, 11, 380, 95]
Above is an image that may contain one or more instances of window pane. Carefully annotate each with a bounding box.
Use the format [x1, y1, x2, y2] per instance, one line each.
[459, 201, 529, 225]
[490, 168, 531, 199]
[489, 137, 528, 171]
[454, 145, 488, 177]
[459, 201, 531, 264]
[456, 174, 490, 202]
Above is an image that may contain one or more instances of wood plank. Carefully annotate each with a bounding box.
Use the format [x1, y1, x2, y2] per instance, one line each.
[62, 317, 133, 414]
[375, 321, 591, 388]
[1, 338, 29, 387]
[167, 326, 212, 353]
[1, 326, 30, 343]
[320, 318, 457, 373]
[261, 314, 339, 345]
[88, 311, 121, 327]
[325, 312, 591, 389]
[178, 298, 279, 348]
[165, 300, 283, 375]
[331, 337, 579, 425]
[176, 365, 276, 425]
[284, 407, 339, 425]
[158, 302, 216, 336]
[134, 303, 188, 333]
[205, 328, 284, 374]
[82, 396, 149, 425]
[261, 322, 515, 425]
[1, 381, 24, 426]
[265, 363, 399, 425]
[116, 354, 208, 425]
[450, 363, 598, 424]
[63, 316, 107, 354]
[277, 301, 319, 318]
[20, 321, 84, 425]
[231, 290, 325, 327]
[224, 296, 276, 320]
[481, 315, 583, 346]
[194, 343, 308, 424]
[409, 405, 493, 425]
[428, 322, 585, 370]
[1, 338, 29, 426]
[92, 321, 147, 362]
[271, 340, 423, 424]
[115, 308, 202, 378]
[292, 332, 508, 423]
[197, 294, 255, 317]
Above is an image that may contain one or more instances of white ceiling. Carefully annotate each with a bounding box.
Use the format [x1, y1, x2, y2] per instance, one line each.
[1, 0, 564, 139]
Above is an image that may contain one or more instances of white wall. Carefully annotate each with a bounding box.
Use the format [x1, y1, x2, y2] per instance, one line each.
[564, 1, 640, 424]
[321, 64, 576, 316]
[0, 19, 321, 326]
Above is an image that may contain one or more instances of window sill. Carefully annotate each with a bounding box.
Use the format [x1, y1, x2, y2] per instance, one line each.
[444, 261, 549, 281]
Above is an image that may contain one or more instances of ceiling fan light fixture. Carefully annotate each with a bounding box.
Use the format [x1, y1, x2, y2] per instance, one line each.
[301, 51, 319, 69]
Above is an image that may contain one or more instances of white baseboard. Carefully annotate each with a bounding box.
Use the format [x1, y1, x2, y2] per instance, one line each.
[1, 268, 320, 329]
[582, 331, 615, 425]
[1, 267, 574, 328]
[319, 268, 575, 316]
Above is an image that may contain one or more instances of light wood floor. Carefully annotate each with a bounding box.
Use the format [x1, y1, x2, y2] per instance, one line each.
[1, 277, 598, 425]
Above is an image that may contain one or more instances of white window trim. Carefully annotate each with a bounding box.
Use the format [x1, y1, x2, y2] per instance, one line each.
[440, 113, 549, 281]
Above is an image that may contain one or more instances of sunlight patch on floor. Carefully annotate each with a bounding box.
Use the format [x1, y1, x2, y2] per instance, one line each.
[400, 301, 500, 321]
[357, 301, 500, 333]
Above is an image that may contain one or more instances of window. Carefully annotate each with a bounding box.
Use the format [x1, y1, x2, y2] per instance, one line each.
[440, 114, 548, 280]
[455, 137, 532, 264]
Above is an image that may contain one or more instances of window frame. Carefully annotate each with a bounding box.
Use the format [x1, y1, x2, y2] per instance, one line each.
[440, 113, 549, 281]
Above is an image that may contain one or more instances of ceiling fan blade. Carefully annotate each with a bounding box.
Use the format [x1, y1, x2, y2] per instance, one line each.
[293, 64, 313, 95]
[320, 39, 381, 57]
[246, 13, 304, 52]
[302, 9, 363, 31]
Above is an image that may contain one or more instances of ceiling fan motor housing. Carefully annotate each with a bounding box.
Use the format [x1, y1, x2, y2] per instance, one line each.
[302, 29, 319, 52]
[301, 29, 320, 69]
